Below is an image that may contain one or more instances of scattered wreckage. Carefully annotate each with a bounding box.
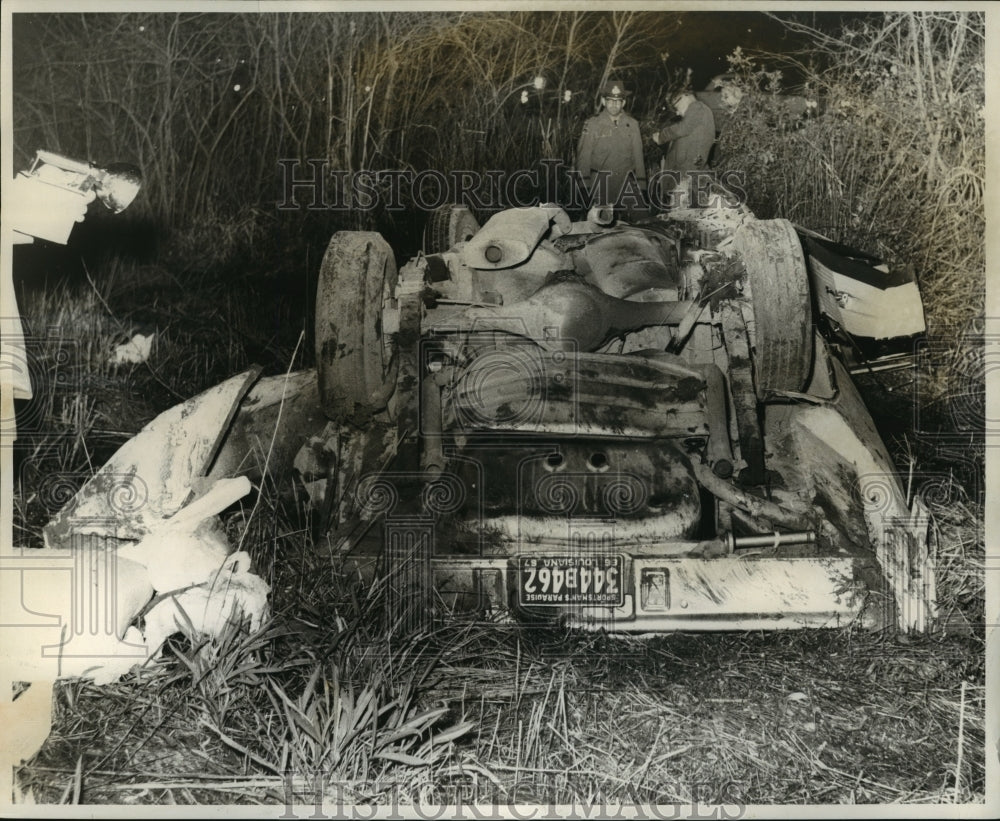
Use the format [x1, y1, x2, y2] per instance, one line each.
[42, 195, 936, 644]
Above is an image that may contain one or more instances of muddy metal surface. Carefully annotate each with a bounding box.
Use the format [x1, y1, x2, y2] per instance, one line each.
[39, 203, 937, 638]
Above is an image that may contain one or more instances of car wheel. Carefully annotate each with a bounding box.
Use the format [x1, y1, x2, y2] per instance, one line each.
[315, 231, 398, 425]
[733, 219, 814, 398]
[423, 204, 479, 254]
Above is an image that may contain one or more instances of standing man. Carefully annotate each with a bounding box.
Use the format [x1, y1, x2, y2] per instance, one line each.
[574, 80, 646, 216]
[652, 91, 716, 207]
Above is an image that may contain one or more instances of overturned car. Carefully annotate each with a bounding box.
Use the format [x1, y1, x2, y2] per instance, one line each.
[47, 198, 936, 634]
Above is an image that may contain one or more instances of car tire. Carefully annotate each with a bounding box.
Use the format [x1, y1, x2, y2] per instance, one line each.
[315, 231, 398, 425]
[733, 219, 814, 398]
[423, 204, 479, 254]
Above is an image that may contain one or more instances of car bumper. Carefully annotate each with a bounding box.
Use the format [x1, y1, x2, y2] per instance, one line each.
[361, 548, 880, 633]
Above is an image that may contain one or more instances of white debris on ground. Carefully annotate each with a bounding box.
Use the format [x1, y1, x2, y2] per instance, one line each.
[2, 477, 271, 781]
[114, 476, 271, 659]
[111, 331, 154, 365]
[142, 550, 271, 658]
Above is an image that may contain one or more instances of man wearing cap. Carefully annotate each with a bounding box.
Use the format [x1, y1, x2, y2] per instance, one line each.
[652, 91, 716, 206]
[574, 80, 646, 213]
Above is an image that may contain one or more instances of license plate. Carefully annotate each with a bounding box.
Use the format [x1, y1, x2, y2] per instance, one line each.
[518, 555, 624, 606]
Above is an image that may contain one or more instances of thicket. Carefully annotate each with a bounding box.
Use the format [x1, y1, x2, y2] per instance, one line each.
[12, 10, 681, 249]
[714, 12, 985, 354]
[12, 11, 985, 419]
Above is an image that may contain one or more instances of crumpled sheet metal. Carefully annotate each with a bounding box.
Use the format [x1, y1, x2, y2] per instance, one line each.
[4, 477, 270, 777]
[792, 403, 937, 632]
[7, 477, 265, 685]
[43, 368, 260, 548]
[142, 549, 270, 658]
[115, 475, 254, 590]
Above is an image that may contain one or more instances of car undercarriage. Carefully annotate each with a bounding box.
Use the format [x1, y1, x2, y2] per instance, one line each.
[44, 199, 937, 634]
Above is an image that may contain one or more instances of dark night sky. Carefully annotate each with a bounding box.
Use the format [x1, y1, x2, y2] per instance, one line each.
[665, 10, 857, 88]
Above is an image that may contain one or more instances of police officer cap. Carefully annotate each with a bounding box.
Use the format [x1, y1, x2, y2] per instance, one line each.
[600, 80, 630, 99]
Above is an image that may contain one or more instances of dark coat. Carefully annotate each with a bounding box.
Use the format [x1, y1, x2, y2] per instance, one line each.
[574, 109, 646, 205]
[658, 99, 716, 171]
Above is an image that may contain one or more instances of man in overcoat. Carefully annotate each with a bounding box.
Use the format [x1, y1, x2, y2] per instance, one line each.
[574, 80, 647, 212]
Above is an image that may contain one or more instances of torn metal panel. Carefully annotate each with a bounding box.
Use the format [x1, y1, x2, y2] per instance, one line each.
[24, 478, 265, 673]
[7, 474, 268, 792]
[43, 369, 260, 548]
[207, 368, 327, 482]
[801, 233, 926, 340]
[329, 421, 403, 530]
[292, 422, 340, 511]
[116, 476, 253, 590]
[141, 549, 270, 657]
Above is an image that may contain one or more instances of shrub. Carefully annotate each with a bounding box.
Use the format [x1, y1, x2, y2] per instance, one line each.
[713, 14, 984, 416]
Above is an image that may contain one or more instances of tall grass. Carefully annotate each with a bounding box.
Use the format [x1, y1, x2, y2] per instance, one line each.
[13, 11, 683, 242]
[714, 13, 984, 408]
[10, 11, 986, 808]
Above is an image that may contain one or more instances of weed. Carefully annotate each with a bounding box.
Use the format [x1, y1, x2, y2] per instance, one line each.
[714, 13, 984, 411]
[9, 10, 986, 809]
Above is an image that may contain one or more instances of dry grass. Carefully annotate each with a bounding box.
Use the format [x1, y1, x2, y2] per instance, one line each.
[925, 492, 986, 635]
[450, 629, 985, 805]
[8, 10, 987, 810]
[715, 13, 984, 410]
[17, 618, 985, 806]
